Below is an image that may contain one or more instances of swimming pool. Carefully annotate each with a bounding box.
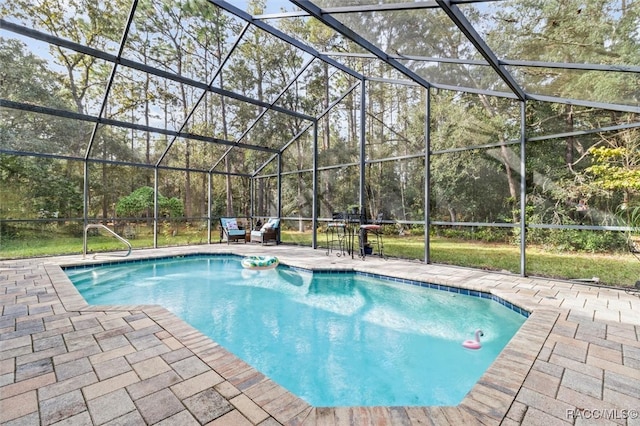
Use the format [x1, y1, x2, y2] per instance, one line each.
[65, 255, 527, 407]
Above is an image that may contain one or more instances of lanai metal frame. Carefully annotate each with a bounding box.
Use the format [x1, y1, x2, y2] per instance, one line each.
[1, 0, 639, 275]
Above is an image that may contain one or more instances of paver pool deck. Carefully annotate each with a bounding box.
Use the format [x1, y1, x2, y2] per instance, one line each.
[1, 245, 639, 425]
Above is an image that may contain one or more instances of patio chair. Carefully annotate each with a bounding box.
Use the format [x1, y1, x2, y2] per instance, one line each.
[250, 218, 280, 245]
[220, 217, 246, 244]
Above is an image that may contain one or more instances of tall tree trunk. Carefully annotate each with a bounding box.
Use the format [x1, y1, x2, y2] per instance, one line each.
[477, 95, 518, 219]
[322, 63, 331, 217]
[217, 48, 232, 216]
[565, 104, 575, 171]
[101, 153, 108, 223]
[144, 44, 151, 188]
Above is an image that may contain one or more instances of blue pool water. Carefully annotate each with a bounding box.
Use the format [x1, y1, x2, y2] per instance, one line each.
[65, 255, 526, 407]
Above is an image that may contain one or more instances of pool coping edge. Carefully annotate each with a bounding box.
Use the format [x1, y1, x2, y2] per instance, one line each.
[48, 253, 561, 425]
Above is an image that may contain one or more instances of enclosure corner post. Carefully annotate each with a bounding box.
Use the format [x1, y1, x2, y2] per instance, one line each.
[154, 168, 159, 249]
[277, 152, 282, 221]
[312, 119, 318, 249]
[519, 100, 527, 277]
[207, 172, 212, 245]
[83, 161, 89, 257]
[359, 77, 367, 221]
[424, 87, 431, 264]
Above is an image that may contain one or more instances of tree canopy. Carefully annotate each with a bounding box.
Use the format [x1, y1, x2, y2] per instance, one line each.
[116, 186, 184, 218]
[1, 0, 639, 259]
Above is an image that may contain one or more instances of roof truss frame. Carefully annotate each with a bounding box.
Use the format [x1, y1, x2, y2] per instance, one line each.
[289, 0, 434, 90]
[1, 0, 638, 175]
[0, 19, 313, 121]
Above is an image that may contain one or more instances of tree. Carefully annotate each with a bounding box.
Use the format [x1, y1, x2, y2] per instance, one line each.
[585, 142, 640, 225]
[116, 186, 183, 218]
[0, 38, 84, 220]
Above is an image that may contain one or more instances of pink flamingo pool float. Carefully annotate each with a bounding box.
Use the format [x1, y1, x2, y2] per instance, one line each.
[462, 329, 484, 349]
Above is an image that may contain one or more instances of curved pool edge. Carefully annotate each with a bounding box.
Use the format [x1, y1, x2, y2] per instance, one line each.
[3, 245, 637, 425]
[49, 261, 555, 425]
[48, 250, 551, 424]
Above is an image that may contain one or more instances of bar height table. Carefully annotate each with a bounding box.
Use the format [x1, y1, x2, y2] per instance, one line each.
[344, 213, 362, 259]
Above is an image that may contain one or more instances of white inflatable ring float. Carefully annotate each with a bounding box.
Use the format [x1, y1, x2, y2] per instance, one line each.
[241, 255, 279, 270]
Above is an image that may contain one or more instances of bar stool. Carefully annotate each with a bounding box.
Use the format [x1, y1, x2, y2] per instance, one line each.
[359, 213, 384, 259]
[326, 212, 346, 256]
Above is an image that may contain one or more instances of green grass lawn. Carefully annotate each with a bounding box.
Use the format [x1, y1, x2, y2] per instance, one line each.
[1, 229, 637, 288]
[285, 231, 638, 288]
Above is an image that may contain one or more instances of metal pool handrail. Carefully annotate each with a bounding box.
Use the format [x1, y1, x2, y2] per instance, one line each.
[83, 224, 132, 259]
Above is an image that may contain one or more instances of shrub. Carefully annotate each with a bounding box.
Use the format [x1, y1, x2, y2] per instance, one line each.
[526, 229, 626, 253]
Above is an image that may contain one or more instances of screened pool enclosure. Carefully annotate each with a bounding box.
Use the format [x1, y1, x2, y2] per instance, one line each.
[1, 0, 639, 284]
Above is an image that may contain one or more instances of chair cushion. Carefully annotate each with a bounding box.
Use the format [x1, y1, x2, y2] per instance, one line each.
[260, 218, 280, 232]
[361, 224, 381, 230]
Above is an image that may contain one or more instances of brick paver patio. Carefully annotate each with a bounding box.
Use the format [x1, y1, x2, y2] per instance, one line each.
[1, 245, 639, 425]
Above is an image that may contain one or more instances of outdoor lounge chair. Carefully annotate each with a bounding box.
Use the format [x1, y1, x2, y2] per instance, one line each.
[220, 217, 246, 244]
[250, 218, 280, 245]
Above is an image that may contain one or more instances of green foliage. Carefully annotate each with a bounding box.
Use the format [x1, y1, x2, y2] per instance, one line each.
[435, 226, 512, 244]
[525, 228, 626, 253]
[116, 186, 184, 218]
[60, 222, 84, 238]
[616, 203, 640, 242]
[0, 222, 18, 239]
[162, 197, 184, 218]
[586, 146, 640, 192]
[116, 186, 153, 217]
